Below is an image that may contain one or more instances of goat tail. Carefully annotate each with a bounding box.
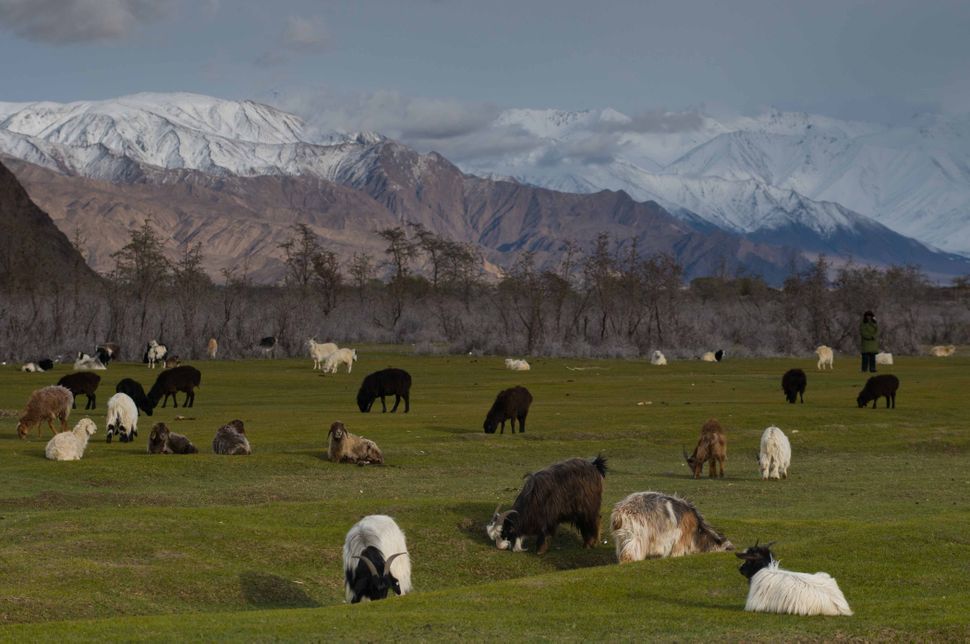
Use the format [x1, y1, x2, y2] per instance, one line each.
[610, 510, 643, 563]
[592, 453, 608, 478]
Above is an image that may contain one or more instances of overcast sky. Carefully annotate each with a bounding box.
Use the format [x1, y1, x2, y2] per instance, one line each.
[1, 0, 968, 131]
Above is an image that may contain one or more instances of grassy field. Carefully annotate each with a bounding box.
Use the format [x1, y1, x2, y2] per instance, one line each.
[0, 349, 968, 642]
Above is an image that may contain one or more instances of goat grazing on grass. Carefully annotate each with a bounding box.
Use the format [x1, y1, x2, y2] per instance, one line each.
[147, 423, 198, 454]
[105, 393, 138, 443]
[650, 350, 667, 366]
[487, 455, 607, 555]
[815, 345, 834, 370]
[57, 372, 100, 410]
[857, 374, 899, 409]
[737, 542, 852, 616]
[45, 418, 97, 461]
[144, 340, 168, 369]
[147, 365, 202, 408]
[343, 515, 412, 604]
[610, 491, 733, 563]
[308, 339, 338, 370]
[483, 386, 532, 434]
[324, 347, 357, 374]
[16, 385, 73, 439]
[207, 337, 218, 359]
[930, 344, 956, 357]
[212, 419, 251, 455]
[759, 426, 791, 480]
[357, 368, 411, 413]
[115, 378, 154, 416]
[781, 368, 807, 404]
[327, 421, 383, 465]
[684, 418, 727, 479]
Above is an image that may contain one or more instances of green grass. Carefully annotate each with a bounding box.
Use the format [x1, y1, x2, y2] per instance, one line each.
[1, 351, 968, 642]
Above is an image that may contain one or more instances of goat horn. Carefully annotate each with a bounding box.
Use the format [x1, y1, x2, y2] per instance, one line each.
[353, 554, 380, 577]
[493, 504, 502, 516]
[382, 552, 407, 576]
[496, 509, 517, 524]
[682, 447, 690, 461]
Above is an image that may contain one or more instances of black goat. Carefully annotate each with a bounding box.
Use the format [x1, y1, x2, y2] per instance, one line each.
[781, 368, 807, 404]
[147, 422, 198, 454]
[857, 374, 899, 409]
[483, 386, 533, 434]
[357, 368, 411, 413]
[116, 378, 155, 416]
[147, 365, 202, 408]
[56, 372, 101, 410]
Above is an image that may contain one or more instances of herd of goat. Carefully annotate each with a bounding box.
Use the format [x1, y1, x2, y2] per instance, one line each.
[11, 338, 951, 615]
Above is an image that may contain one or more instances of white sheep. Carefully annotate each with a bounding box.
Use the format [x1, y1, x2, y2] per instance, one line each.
[73, 352, 106, 371]
[815, 345, 834, 370]
[324, 347, 357, 374]
[930, 345, 956, 357]
[308, 339, 338, 370]
[875, 352, 893, 366]
[759, 426, 791, 480]
[105, 393, 139, 443]
[45, 418, 97, 461]
[650, 350, 667, 366]
[737, 543, 853, 616]
[505, 358, 531, 371]
[327, 421, 384, 464]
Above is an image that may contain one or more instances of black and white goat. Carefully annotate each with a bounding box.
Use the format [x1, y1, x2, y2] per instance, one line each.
[342, 515, 412, 604]
[144, 340, 168, 369]
[737, 542, 853, 616]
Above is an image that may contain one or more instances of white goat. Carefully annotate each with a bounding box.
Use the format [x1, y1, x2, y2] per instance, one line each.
[737, 543, 852, 616]
[815, 345, 834, 370]
[343, 515, 412, 604]
[505, 358, 531, 371]
[324, 347, 357, 374]
[929, 344, 956, 357]
[74, 352, 106, 371]
[308, 339, 338, 370]
[759, 426, 791, 480]
[105, 393, 139, 443]
[45, 418, 97, 461]
[875, 352, 893, 366]
[146, 340, 167, 369]
[650, 350, 667, 366]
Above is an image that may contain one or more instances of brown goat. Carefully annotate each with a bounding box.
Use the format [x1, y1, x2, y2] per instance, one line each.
[683, 418, 726, 479]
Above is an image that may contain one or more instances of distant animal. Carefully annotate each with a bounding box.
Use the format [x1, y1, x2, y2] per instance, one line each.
[37, 358, 55, 371]
[147, 365, 202, 408]
[144, 340, 168, 369]
[327, 421, 384, 465]
[258, 336, 277, 358]
[610, 491, 733, 563]
[207, 337, 219, 359]
[16, 385, 73, 439]
[163, 355, 181, 369]
[21, 362, 44, 373]
[105, 393, 138, 443]
[324, 347, 357, 374]
[147, 422, 198, 454]
[308, 339, 338, 370]
[759, 426, 791, 480]
[487, 455, 607, 555]
[857, 374, 899, 409]
[115, 378, 154, 416]
[212, 419, 251, 455]
[73, 352, 106, 370]
[683, 418, 726, 479]
[782, 368, 807, 404]
[483, 386, 533, 434]
[650, 350, 667, 366]
[357, 368, 411, 413]
[929, 344, 956, 357]
[342, 515, 412, 604]
[737, 542, 853, 616]
[715, 349, 725, 362]
[57, 372, 101, 410]
[815, 345, 834, 370]
[875, 351, 893, 366]
[505, 358, 531, 371]
[700, 351, 722, 362]
[95, 342, 120, 365]
[45, 418, 97, 461]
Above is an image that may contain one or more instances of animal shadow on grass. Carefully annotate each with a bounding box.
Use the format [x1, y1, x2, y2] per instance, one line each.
[239, 572, 320, 609]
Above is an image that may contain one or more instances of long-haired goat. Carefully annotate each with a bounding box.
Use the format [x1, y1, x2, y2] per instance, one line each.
[487, 455, 607, 555]
[683, 418, 726, 478]
[144, 340, 168, 368]
[737, 542, 853, 616]
[930, 344, 956, 357]
[483, 386, 532, 434]
[357, 368, 411, 413]
[782, 368, 807, 404]
[759, 426, 791, 480]
[57, 372, 101, 410]
[207, 337, 218, 359]
[105, 393, 138, 443]
[148, 422, 198, 454]
[45, 418, 97, 461]
[147, 365, 202, 408]
[504, 358, 531, 371]
[650, 350, 667, 366]
[343, 515, 412, 604]
[610, 491, 733, 563]
[212, 419, 251, 455]
[815, 345, 834, 370]
[875, 351, 893, 365]
[17, 385, 73, 439]
[327, 421, 384, 465]
[95, 342, 120, 365]
[857, 374, 899, 409]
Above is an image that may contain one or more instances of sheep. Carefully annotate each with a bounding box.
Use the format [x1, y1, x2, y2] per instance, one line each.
[115, 378, 154, 416]
[144, 340, 168, 369]
[21, 362, 44, 373]
[650, 350, 667, 366]
[147, 422, 198, 454]
[327, 421, 384, 465]
[343, 515, 412, 604]
[308, 339, 338, 370]
[147, 365, 202, 408]
[504, 358, 531, 371]
[212, 419, 251, 455]
[487, 455, 607, 555]
[483, 386, 533, 434]
[875, 351, 893, 366]
[207, 337, 218, 359]
[683, 418, 727, 479]
[73, 352, 106, 371]
[357, 368, 411, 413]
[781, 368, 807, 404]
[163, 355, 182, 369]
[57, 372, 101, 410]
[324, 347, 357, 374]
[759, 426, 791, 480]
[857, 374, 899, 409]
[258, 336, 277, 358]
[930, 344, 956, 357]
[105, 393, 139, 443]
[16, 385, 73, 439]
[95, 342, 120, 365]
[815, 345, 834, 370]
[737, 542, 853, 616]
[45, 418, 97, 461]
[610, 491, 733, 563]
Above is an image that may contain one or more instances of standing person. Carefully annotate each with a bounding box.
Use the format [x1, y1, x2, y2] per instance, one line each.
[860, 310, 878, 373]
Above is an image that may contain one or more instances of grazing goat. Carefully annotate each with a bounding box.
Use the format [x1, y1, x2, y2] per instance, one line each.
[487, 455, 607, 555]
[212, 419, 251, 455]
[815, 345, 834, 370]
[737, 542, 853, 616]
[324, 348, 357, 374]
[258, 336, 277, 358]
[105, 393, 139, 443]
[115, 378, 154, 416]
[144, 340, 168, 369]
[57, 372, 101, 410]
[875, 351, 893, 366]
[610, 491, 733, 563]
[148, 422, 198, 454]
[327, 421, 384, 464]
[684, 418, 727, 479]
[504, 358, 531, 371]
[930, 344, 956, 357]
[759, 426, 791, 480]
[357, 368, 411, 413]
[73, 352, 106, 370]
[45, 418, 97, 461]
[781, 368, 807, 404]
[343, 515, 412, 604]
[17, 385, 73, 439]
[857, 374, 899, 409]
[308, 339, 338, 370]
[207, 337, 218, 359]
[650, 350, 667, 366]
[483, 386, 533, 434]
[147, 365, 202, 408]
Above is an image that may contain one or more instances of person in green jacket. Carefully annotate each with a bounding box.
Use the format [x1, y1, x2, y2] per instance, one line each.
[860, 310, 879, 373]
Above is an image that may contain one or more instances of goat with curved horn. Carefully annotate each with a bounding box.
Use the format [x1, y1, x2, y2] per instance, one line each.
[343, 515, 412, 603]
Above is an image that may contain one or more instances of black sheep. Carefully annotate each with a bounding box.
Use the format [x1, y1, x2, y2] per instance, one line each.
[56, 372, 101, 410]
[781, 368, 807, 404]
[483, 386, 533, 434]
[357, 368, 411, 413]
[147, 365, 202, 408]
[116, 378, 155, 416]
[857, 374, 899, 409]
